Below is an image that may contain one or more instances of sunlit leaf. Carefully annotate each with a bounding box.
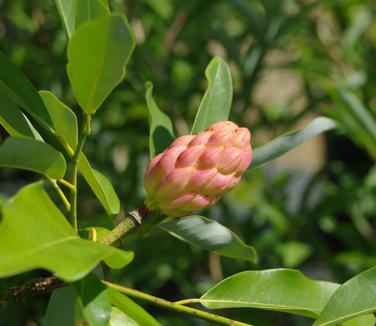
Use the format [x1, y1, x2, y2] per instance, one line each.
[0, 182, 133, 282]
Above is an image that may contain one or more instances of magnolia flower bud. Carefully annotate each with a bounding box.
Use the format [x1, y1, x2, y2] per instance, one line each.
[144, 121, 252, 217]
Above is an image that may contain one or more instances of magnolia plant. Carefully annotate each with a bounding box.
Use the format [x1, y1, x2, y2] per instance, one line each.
[0, 2, 373, 326]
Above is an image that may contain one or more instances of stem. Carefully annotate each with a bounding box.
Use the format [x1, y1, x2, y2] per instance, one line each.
[103, 281, 252, 326]
[58, 179, 76, 192]
[174, 298, 202, 305]
[49, 179, 70, 211]
[68, 113, 91, 231]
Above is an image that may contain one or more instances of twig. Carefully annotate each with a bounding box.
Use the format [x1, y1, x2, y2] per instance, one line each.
[49, 179, 70, 211]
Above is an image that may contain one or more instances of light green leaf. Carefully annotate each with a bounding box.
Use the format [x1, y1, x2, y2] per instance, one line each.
[0, 50, 52, 129]
[342, 314, 376, 326]
[74, 273, 111, 326]
[109, 307, 137, 326]
[191, 56, 233, 134]
[55, 0, 109, 38]
[159, 215, 257, 262]
[249, 117, 337, 170]
[0, 137, 66, 179]
[0, 182, 133, 282]
[79, 154, 120, 216]
[67, 14, 135, 113]
[200, 269, 339, 318]
[145, 81, 175, 158]
[46, 286, 77, 326]
[39, 90, 78, 151]
[279, 241, 312, 268]
[314, 266, 376, 326]
[109, 288, 161, 326]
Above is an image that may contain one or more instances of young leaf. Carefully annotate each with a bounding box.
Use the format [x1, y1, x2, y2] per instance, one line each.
[109, 289, 161, 326]
[145, 81, 175, 158]
[46, 286, 77, 326]
[39, 90, 78, 151]
[0, 50, 52, 129]
[314, 266, 376, 326]
[55, 0, 109, 38]
[0, 137, 66, 179]
[0, 182, 133, 282]
[78, 154, 120, 216]
[160, 215, 257, 262]
[191, 56, 233, 134]
[67, 14, 135, 113]
[249, 117, 337, 170]
[200, 269, 339, 318]
[74, 273, 112, 326]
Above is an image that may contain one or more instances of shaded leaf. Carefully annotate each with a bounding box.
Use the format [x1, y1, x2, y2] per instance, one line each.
[46, 286, 76, 326]
[109, 288, 161, 326]
[191, 56, 233, 134]
[39, 90, 78, 151]
[249, 117, 337, 170]
[200, 269, 338, 318]
[0, 182, 133, 282]
[145, 81, 175, 158]
[0, 50, 52, 129]
[314, 266, 376, 326]
[79, 154, 120, 216]
[160, 215, 257, 262]
[67, 14, 135, 113]
[0, 137, 66, 179]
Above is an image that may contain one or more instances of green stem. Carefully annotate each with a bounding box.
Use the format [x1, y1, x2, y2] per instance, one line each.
[98, 215, 137, 246]
[49, 179, 70, 211]
[103, 281, 252, 326]
[68, 113, 91, 231]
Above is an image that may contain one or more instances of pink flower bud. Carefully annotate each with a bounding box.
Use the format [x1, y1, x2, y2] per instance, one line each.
[144, 121, 252, 217]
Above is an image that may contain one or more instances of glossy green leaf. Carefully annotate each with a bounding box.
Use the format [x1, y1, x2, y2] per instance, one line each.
[39, 90, 78, 151]
[159, 215, 257, 262]
[67, 14, 135, 113]
[46, 286, 77, 326]
[55, 0, 109, 38]
[0, 50, 52, 129]
[79, 154, 120, 216]
[145, 81, 175, 158]
[314, 266, 376, 326]
[249, 117, 337, 170]
[74, 273, 111, 326]
[109, 288, 161, 326]
[0, 182, 133, 282]
[109, 307, 137, 326]
[0, 137, 66, 179]
[200, 269, 339, 318]
[191, 56, 233, 134]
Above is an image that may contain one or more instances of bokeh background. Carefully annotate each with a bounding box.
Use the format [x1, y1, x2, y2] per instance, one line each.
[0, 0, 375, 325]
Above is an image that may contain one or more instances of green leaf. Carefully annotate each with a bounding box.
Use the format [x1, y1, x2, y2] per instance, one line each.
[0, 182, 133, 282]
[55, 0, 109, 38]
[200, 269, 339, 318]
[250, 117, 337, 170]
[314, 266, 376, 326]
[109, 307, 137, 326]
[0, 137, 66, 179]
[159, 215, 257, 262]
[191, 56, 233, 134]
[145, 81, 175, 158]
[343, 315, 376, 326]
[279, 241, 312, 268]
[74, 273, 111, 326]
[0, 50, 52, 129]
[39, 90, 78, 151]
[78, 154, 120, 216]
[108, 288, 161, 326]
[67, 14, 135, 113]
[46, 286, 77, 326]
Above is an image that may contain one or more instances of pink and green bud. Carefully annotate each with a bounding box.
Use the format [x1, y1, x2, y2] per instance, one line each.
[144, 121, 252, 217]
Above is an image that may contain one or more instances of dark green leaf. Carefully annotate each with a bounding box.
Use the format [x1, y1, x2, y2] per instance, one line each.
[0, 137, 66, 179]
[46, 286, 76, 326]
[145, 81, 175, 158]
[109, 288, 161, 326]
[314, 266, 376, 326]
[39, 90, 78, 152]
[55, 0, 109, 38]
[0, 50, 52, 129]
[191, 56, 233, 134]
[250, 117, 337, 170]
[0, 182, 133, 282]
[79, 154, 120, 215]
[67, 14, 135, 113]
[200, 269, 338, 318]
[160, 215, 257, 262]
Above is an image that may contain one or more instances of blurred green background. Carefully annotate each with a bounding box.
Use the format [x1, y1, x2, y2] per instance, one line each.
[0, 0, 375, 325]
